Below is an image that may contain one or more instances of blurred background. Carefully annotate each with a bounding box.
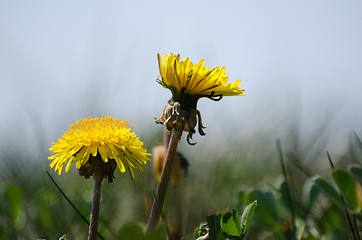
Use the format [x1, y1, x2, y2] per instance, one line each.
[0, 0, 361, 239]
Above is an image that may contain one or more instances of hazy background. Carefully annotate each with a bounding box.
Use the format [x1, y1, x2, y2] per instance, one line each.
[1, 0, 362, 162]
[1, 1, 362, 239]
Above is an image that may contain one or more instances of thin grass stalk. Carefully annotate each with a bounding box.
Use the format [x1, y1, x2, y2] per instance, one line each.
[353, 216, 360, 240]
[47, 171, 106, 240]
[46, 171, 90, 225]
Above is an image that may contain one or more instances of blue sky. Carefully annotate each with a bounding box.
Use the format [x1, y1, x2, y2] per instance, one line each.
[1, 0, 361, 158]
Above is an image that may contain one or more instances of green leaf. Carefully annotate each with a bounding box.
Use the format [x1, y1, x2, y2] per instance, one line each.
[313, 176, 345, 209]
[351, 165, 362, 185]
[245, 190, 281, 233]
[307, 183, 321, 209]
[118, 222, 145, 240]
[240, 200, 257, 235]
[221, 210, 243, 237]
[5, 185, 22, 222]
[332, 168, 360, 212]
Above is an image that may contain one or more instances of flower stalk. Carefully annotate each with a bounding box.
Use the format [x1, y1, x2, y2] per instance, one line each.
[147, 112, 185, 233]
[149, 52, 244, 236]
[48, 116, 150, 239]
[88, 157, 104, 240]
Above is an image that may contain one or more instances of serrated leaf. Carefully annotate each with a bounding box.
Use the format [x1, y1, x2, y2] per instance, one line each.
[240, 200, 257, 235]
[313, 176, 345, 209]
[332, 168, 360, 212]
[221, 210, 243, 237]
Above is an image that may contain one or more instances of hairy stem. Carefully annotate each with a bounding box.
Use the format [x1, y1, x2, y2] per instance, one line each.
[147, 115, 184, 234]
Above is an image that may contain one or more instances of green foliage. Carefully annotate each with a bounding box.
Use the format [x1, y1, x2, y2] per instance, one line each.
[332, 168, 360, 213]
[311, 166, 362, 239]
[221, 210, 243, 237]
[314, 167, 361, 214]
[306, 184, 321, 209]
[1, 128, 362, 239]
[230, 160, 362, 239]
[351, 165, 362, 185]
[313, 176, 346, 209]
[245, 190, 281, 234]
[239, 200, 257, 236]
[195, 201, 257, 240]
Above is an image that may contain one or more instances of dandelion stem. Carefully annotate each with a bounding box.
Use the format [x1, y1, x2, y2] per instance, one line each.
[88, 159, 104, 240]
[164, 128, 171, 151]
[147, 114, 184, 233]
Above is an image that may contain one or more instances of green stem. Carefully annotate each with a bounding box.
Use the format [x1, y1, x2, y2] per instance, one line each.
[147, 116, 184, 233]
[88, 160, 104, 240]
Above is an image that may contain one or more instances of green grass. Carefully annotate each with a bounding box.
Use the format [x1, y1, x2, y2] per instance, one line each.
[0, 129, 361, 239]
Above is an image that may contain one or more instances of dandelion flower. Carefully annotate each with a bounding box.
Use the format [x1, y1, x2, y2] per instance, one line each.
[157, 53, 244, 110]
[48, 116, 150, 180]
[156, 53, 245, 144]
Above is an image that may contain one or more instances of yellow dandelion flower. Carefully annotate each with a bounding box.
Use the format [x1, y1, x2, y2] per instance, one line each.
[157, 53, 245, 109]
[156, 53, 245, 144]
[48, 116, 150, 180]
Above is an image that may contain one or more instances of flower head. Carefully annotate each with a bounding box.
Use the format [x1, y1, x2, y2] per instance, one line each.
[156, 53, 245, 144]
[157, 53, 245, 110]
[48, 116, 150, 181]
